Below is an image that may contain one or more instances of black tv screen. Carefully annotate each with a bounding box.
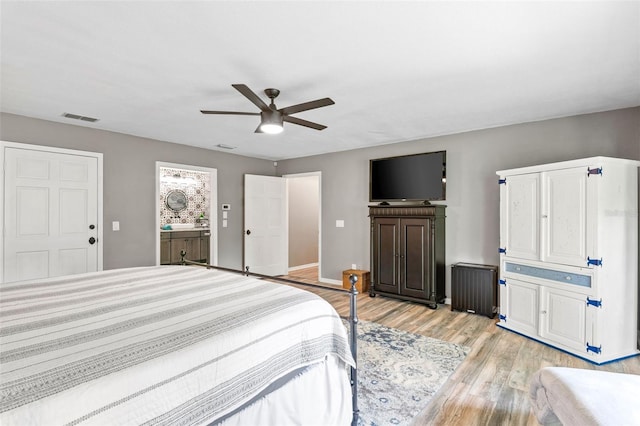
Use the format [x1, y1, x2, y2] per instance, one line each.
[370, 151, 446, 202]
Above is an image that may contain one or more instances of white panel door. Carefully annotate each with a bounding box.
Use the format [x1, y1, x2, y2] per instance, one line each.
[539, 286, 589, 352]
[4, 147, 99, 282]
[542, 167, 590, 267]
[501, 173, 540, 260]
[244, 174, 287, 276]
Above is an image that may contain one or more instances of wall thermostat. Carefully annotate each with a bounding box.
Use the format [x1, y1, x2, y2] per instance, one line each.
[221, 204, 231, 210]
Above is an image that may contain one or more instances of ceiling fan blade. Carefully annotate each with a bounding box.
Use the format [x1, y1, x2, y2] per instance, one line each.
[283, 115, 327, 131]
[279, 98, 334, 115]
[232, 84, 270, 112]
[200, 110, 260, 115]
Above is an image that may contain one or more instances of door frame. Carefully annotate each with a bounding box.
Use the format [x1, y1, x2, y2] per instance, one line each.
[0, 140, 104, 282]
[155, 161, 218, 266]
[283, 171, 322, 281]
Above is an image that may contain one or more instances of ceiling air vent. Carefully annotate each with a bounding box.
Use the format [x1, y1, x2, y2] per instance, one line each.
[62, 112, 99, 123]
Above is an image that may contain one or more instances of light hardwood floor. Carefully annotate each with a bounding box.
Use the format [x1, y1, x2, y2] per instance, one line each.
[283, 267, 640, 426]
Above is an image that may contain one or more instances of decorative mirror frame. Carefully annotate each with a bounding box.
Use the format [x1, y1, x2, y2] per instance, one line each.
[166, 189, 188, 212]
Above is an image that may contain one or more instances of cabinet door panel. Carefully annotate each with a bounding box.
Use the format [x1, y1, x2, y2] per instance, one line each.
[539, 287, 588, 351]
[160, 239, 171, 265]
[186, 237, 201, 262]
[401, 218, 429, 298]
[374, 218, 399, 293]
[542, 168, 589, 267]
[505, 278, 539, 336]
[170, 239, 187, 264]
[169, 235, 201, 263]
[502, 174, 540, 260]
[200, 235, 209, 264]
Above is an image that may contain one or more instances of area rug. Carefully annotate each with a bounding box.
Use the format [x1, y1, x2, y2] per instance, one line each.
[346, 320, 470, 426]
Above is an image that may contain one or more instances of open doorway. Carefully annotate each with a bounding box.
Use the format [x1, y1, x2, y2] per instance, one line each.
[284, 172, 321, 282]
[155, 162, 218, 266]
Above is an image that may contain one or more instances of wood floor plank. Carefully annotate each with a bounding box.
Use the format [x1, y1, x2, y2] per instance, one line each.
[281, 267, 640, 425]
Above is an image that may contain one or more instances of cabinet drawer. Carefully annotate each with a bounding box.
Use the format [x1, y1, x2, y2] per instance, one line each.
[170, 230, 202, 238]
[504, 262, 591, 288]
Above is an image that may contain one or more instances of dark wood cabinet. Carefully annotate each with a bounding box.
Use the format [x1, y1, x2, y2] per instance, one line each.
[160, 230, 210, 265]
[369, 205, 446, 307]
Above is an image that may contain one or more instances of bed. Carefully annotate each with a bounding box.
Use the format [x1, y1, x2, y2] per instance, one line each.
[0, 265, 356, 425]
[529, 367, 640, 425]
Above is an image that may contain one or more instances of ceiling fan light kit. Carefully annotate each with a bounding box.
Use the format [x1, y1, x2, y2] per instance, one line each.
[259, 109, 284, 134]
[201, 84, 334, 134]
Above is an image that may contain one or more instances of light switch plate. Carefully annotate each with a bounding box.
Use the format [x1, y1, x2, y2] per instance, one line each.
[336, 220, 345, 228]
[112, 221, 120, 231]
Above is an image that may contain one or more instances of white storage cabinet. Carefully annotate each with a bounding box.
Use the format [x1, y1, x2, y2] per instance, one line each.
[497, 157, 639, 364]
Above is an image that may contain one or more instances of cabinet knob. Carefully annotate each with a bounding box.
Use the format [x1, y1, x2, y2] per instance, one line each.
[540, 310, 547, 314]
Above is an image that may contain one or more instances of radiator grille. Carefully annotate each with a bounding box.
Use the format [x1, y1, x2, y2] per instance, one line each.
[451, 263, 498, 318]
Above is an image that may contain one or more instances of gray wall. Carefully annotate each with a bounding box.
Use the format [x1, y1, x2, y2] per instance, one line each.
[0, 112, 275, 270]
[277, 107, 640, 297]
[3, 108, 639, 297]
[287, 175, 319, 267]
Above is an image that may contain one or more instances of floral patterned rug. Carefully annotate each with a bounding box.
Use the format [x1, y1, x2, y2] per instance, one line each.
[346, 320, 470, 426]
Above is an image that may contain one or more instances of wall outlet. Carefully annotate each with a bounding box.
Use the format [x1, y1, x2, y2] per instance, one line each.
[351, 263, 357, 270]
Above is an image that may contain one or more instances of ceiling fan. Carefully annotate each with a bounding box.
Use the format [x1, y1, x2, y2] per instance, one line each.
[200, 84, 334, 134]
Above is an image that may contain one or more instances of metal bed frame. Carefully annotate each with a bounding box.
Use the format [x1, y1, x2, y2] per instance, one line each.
[179, 251, 360, 426]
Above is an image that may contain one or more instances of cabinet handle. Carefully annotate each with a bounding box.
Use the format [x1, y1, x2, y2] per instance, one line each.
[540, 310, 547, 314]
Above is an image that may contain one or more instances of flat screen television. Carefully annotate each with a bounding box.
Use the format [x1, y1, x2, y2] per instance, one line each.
[369, 151, 446, 202]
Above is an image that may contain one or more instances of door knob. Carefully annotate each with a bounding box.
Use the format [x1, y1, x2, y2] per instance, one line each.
[246, 230, 251, 235]
[89, 237, 96, 245]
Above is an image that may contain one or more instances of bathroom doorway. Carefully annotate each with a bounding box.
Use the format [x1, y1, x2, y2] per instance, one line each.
[155, 162, 218, 266]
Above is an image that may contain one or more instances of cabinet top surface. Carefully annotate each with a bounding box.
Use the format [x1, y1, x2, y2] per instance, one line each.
[496, 156, 640, 176]
[161, 228, 209, 233]
[368, 204, 446, 208]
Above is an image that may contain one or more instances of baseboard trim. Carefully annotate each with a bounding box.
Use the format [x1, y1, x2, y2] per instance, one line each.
[288, 262, 319, 272]
[320, 277, 342, 286]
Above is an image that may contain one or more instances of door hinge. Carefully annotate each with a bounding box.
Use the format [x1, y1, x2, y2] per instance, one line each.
[586, 297, 602, 308]
[498, 314, 507, 322]
[498, 247, 507, 255]
[498, 178, 507, 185]
[499, 279, 507, 286]
[587, 257, 603, 267]
[586, 343, 602, 354]
[587, 167, 602, 177]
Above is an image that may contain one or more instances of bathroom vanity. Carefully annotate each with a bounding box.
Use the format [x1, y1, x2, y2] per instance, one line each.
[160, 229, 210, 265]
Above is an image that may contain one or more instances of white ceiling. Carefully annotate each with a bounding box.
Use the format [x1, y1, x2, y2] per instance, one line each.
[1, 1, 639, 161]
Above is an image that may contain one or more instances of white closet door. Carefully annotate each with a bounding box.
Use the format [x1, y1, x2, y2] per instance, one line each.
[4, 147, 99, 282]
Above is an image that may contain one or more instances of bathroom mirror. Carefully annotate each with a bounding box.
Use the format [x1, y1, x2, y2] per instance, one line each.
[166, 190, 188, 211]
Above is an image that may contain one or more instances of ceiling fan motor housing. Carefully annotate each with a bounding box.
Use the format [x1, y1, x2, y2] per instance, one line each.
[264, 88, 280, 100]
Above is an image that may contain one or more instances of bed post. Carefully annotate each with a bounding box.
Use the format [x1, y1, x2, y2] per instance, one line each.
[349, 273, 359, 426]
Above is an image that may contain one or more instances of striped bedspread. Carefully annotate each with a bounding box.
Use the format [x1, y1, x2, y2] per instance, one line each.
[0, 266, 354, 425]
